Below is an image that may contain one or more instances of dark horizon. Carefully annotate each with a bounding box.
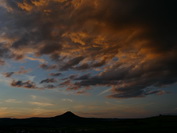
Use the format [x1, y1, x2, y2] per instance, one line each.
[0, 111, 176, 120]
[0, 111, 176, 133]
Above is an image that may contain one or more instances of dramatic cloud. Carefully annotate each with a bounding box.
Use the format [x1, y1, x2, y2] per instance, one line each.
[45, 84, 56, 89]
[25, 56, 46, 63]
[3, 67, 30, 77]
[0, 0, 177, 98]
[0, 60, 5, 65]
[49, 72, 62, 77]
[39, 64, 57, 70]
[3, 72, 14, 78]
[11, 80, 37, 89]
[40, 78, 56, 84]
[59, 56, 84, 71]
[60, 79, 81, 91]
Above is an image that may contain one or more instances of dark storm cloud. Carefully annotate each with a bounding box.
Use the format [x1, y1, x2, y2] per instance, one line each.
[74, 60, 106, 70]
[73, 63, 90, 71]
[39, 64, 57, 70]
[40, 78, 56, 84]
[59, 79, 80, 90]
[59, 56, 84, 71]
[75, 74, 90, 80]
[3, 67, 29, 78]
[0, 0, 177, 98]
[74, 56, 177, 98]
[0, 47, 12, 58]
[72, 0, 177, 98]
[3, 72, 14, 78]
[50, 72, 62, 77]
[62, 74, 78, 80]
[108, 87, 168, 99]
[0, 60, 5, 65]
[0, 0, 73, 59]
[11, 79, 55, 90]
[38, 42, 62, 55]
[60, 80, 71, 86]
[45, 84, 56, 89]
[11, 80, 37, 89]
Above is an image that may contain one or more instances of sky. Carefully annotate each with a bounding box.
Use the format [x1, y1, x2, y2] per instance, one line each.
[0, 0, 177, 118]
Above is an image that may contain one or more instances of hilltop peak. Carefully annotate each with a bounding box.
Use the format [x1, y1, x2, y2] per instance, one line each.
[61, 111, 79, 117]
[63, 111, 74, 115]
[53, 111, 82, 120]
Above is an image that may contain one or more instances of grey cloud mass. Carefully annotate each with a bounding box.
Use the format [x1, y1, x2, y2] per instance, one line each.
[40, 78, 56, 84]
[0, 0, 177, 98]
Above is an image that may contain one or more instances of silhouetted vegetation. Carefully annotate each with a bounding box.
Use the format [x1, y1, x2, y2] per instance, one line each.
[0, 112, 176, 133]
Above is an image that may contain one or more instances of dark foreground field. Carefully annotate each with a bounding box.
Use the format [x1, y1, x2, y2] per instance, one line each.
[0, 112, 177, 133]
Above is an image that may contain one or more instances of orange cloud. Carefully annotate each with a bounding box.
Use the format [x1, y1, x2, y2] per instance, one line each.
[17, 0, 33, 11]
[1, 0, 177, 98]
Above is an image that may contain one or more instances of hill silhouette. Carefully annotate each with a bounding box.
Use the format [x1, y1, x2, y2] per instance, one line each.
[0, 112, 176, 133]
[53, 111, 82, 121]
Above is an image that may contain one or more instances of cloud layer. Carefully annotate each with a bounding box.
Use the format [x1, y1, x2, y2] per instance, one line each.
[0, 0, 177, 98]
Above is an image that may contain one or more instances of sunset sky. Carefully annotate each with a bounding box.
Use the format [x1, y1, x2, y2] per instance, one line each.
[0, 0, 177, 118]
